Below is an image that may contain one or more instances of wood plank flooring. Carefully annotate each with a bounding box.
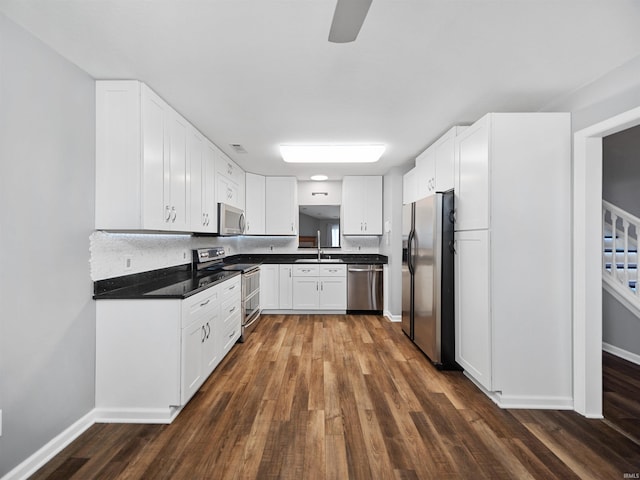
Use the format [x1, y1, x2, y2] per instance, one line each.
[603, 350, 640, 441]
[30, 315, 640, 479]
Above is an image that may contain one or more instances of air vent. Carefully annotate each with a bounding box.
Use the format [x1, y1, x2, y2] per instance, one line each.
[230, 144, 247, 154]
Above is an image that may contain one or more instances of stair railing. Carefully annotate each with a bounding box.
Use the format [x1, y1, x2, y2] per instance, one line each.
[602, 201, 640, 309]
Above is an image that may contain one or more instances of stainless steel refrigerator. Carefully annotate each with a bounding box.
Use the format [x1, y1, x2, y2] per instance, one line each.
[402, 190, 458, 369]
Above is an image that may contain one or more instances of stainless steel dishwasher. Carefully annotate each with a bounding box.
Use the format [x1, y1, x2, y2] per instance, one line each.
[347, 264, 383, 313]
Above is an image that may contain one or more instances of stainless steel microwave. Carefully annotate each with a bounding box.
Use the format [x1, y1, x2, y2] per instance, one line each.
[218, 203, 245, 236]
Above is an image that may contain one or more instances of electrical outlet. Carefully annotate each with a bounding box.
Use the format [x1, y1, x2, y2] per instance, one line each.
[183, 251, 188, 260]
[123, 255, 133, 271]
[269, 245, 274, 251]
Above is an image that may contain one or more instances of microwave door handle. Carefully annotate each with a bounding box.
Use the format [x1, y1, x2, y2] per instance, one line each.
[239, 212, 246, 234]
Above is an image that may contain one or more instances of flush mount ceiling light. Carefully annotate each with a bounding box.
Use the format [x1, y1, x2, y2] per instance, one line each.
[279, 145, 385, 163]
[310, 174, 329, 181]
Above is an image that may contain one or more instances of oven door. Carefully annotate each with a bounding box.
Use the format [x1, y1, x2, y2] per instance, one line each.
[242, 268, 261, 330]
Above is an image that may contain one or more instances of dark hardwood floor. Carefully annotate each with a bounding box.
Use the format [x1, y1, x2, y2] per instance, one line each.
[30, 315, 640, 479]
[603, 350, 640, 442]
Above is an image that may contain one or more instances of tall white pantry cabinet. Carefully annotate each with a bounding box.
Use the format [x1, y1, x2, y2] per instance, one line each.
[454, 112, 572, 409]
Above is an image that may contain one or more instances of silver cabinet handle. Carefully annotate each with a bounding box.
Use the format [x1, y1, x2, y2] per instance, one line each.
[321, 281, 324, 291]
[316, 281, 319, 291]
[229, 285, 236, 290]
[206, 322, 210, 339]
[364, 222, 367, 231]
[289, 269, 291, 278]
[229, 330, 236, 338]
[229, 306, 236, 313]
[165, 205, 171, 222]
[200, 299, 210, 307]
[201, 325, 206, 343]
[171, 206, 177, 222]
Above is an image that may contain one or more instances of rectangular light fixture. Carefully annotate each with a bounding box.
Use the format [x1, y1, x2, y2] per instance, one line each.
[279, 144, 385, 163]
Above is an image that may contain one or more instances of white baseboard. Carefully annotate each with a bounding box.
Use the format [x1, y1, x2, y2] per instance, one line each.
[603, 341, 640, 366]
[2, 409, 97, 480]
[384, 311, 401, 322]
[495, 393, 574, 410]
[463, 371, 574, 411]
[93, 406, 181, 424]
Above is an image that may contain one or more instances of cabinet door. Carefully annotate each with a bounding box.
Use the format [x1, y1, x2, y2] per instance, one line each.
[416, 147, 435, 198]
[319, 277, 346, 310]
[142, 86, 169, 230]
[402, 168, 417, 205]
[434, 129, 456, 192]
[362, 176, 383, 234]
[245, 173, 266, 234]
[189, 128, 206, 232]
[455, 117, 490, 231]
[202, 314, 221, 376]
[166, 111, 189, 231]
[265, 177, 298, 235]
[293, 278, 319, 309]
[260, 264, 279, 310]
[342, 176, 363, 233]
[455, 230, 492, 390]
[203, 140, 217, 233]
[217, 175, 239, 206]
[279, 265, 293, 309]
[181, 319, 205, 405]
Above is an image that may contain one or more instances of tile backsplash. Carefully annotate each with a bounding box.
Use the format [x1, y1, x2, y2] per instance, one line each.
[90, 231, 380, 281]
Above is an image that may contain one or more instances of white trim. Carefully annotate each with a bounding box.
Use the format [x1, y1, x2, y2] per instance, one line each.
[494, 393, 574, 410]
[573, 104, 640, 419]
[1, 410, 98, 480]
[603, 341, 640, 366]
[93, 406, 181, 424]
[384, 311, 401, 322]
[463, 371, 575, 411]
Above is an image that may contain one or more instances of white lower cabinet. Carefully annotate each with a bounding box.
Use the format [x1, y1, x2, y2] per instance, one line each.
[279, 265, 293, 309]
[96, 275, 241, 421]
[260, 264, 280, 309]
[292, 265, 346, 310]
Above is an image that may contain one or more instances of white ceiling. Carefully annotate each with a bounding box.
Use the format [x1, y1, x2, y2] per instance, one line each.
[2, 0, 640, 180]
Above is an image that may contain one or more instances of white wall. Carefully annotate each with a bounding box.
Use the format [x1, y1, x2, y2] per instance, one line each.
[381, 167, 405, 317]
[0, 14, 96, 476]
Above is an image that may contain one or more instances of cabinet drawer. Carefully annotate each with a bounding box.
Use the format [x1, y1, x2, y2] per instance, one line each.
[221, 295, 241, 320]
[222, 308, 242, 331]
[220, 275, 241, 301]
[221, 318, 241, 353]
[320, 265, 346, 277]
[293, 265, 320, 277]
[182, 286, 219, 328]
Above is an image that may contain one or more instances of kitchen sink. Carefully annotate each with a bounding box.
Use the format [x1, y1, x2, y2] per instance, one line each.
[294, 258, 344, 263]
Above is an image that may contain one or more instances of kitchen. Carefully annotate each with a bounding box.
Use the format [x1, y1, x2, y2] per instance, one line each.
[2, 1, 640, 478]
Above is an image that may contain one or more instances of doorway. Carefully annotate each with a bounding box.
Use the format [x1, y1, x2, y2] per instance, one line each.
[573, 105, 640, 418]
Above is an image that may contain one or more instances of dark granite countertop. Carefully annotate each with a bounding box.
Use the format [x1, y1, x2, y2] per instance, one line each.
[224, 253, 388, 265]
[93, 265, 240, 300]
[93, 253, 387, 300]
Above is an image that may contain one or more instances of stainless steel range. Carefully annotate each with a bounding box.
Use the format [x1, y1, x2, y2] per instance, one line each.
[193, 248, 261, 342]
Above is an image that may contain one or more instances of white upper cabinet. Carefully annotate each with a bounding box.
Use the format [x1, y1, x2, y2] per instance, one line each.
[265, 177, 298, 235]
[342, 176, 383, 235]
[454, 116, 491, 231]
[96, 80, 191, 232]
[403, 168, 417, 205]
[245, 173, 266, 235]
[415, 147, 435, 198]
[215, 150, 245, 211]
[188, 128, 217, 233]
[433, 126, 466, 192]
[96, 80, 220, 233]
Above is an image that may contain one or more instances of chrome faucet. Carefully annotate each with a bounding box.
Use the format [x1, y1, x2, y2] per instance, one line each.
[317, 230, 322, 261]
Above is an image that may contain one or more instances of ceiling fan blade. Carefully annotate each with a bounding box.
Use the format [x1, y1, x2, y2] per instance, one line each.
[328, 0, 373, 43]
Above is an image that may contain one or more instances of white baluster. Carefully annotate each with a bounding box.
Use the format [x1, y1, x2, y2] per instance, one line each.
[623, 219, 630, 291]
[612, 213, 618, 280]
[603, 207, 608, 275]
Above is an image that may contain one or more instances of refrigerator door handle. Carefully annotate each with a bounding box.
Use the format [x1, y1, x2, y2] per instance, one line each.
[449, 208, 456, 225]
[449, 240, 456, 255]
[407, 230, 415, 274]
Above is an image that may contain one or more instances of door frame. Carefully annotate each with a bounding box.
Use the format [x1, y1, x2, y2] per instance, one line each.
[573, 105, 640, 417]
